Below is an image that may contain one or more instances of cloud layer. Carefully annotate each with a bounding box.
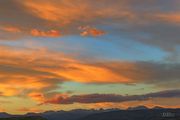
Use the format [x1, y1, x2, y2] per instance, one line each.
[43, 89, 180, 104]
[0, 0, 179, 51]
[0, 45, 180, 97]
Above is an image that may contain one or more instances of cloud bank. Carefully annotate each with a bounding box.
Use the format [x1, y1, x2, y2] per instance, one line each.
[43, 89, 180, 104]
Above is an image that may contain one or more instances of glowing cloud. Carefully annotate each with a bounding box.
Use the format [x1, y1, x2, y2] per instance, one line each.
[0, 45, 180, 98]
[79, 26, 106, 37]
[0, 26, 21, 33]
[30, 29, 61, 37]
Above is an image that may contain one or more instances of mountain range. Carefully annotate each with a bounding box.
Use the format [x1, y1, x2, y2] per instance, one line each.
[0, 106, 179, 120]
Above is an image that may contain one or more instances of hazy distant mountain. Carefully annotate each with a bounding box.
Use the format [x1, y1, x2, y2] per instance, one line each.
[79, 109, 180, 120]
[0, 112, 12, 118]
[23, 109, 111, 120]
[127, 105, 149, 110]
[41, 109, 106, 120]
[152, 106, 165, 109]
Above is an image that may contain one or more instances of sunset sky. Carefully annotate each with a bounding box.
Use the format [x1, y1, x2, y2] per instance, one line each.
[0, 0, 180, 114]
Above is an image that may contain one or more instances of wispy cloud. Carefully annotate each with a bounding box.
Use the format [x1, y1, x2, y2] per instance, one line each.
[17, 107, 43, 113]
[0, 0, 179, 50]
[0, 45, 180, 97]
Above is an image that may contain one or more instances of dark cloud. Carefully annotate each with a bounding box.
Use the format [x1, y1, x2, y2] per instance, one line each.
[44, 89, 180, 104]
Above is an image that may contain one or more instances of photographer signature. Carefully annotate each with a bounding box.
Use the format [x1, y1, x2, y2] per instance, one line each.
[161, 112, 175, 118]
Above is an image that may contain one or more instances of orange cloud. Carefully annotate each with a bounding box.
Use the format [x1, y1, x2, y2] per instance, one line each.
[90, 99, 180, 110]
[0, 0, 179, 51]
[0, 45, 130, 97]
[120, 98, 180, 109]
[0, 46, 64, 96]
[0, 108, 6, 112]
[0, 45, 180, 98]
[0, 75, 57, 96]
[155, 13, 180, 24]
[17, 107, 43, 113]
[30, 29, 61, 37]
[43, 94, 69, 105]
[28, 92, 47, 103]
[56, 63, 131, 83]
[21, 0, 91, 23]
[0, 26, 21, 33]
[79, 26, 106, 37]
[0, 26, 61, 39]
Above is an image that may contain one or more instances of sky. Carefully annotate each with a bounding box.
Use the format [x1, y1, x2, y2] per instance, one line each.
[0, 0, 180, 114]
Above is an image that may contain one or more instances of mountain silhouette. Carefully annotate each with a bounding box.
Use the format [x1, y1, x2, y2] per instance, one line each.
[152, 106, 165, 110]
[1, 108, 180, 120]
[0, 116, 47, 120]
[78, 109, 180, 120]
[0, 112, 12, 118]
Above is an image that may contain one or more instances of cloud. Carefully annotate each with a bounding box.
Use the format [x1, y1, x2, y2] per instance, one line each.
[0, 108, 6, 112]
[0, 26, 21, 33]
[79, 26, 105, 37]
[0, 46, 65, 96]
[0, 0, 179, 113]
[0, 26, 61, 38]
[97, 61, 180, 87]
[0, 45, 180, 97]
[90, 98, 180, 110]
[28, 92, 45, 102]
[17, 107, 43, 113]
[154, 13, 180, 24]
[30, 29, 61, 37]
[0, 0, 108, 39]
[0, 0, 179, 50]
[43, 89, 180, 104]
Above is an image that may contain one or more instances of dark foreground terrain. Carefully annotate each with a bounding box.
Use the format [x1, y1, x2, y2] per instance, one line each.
[0, 108, 180, 120]
[0, 116, 47, 120]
